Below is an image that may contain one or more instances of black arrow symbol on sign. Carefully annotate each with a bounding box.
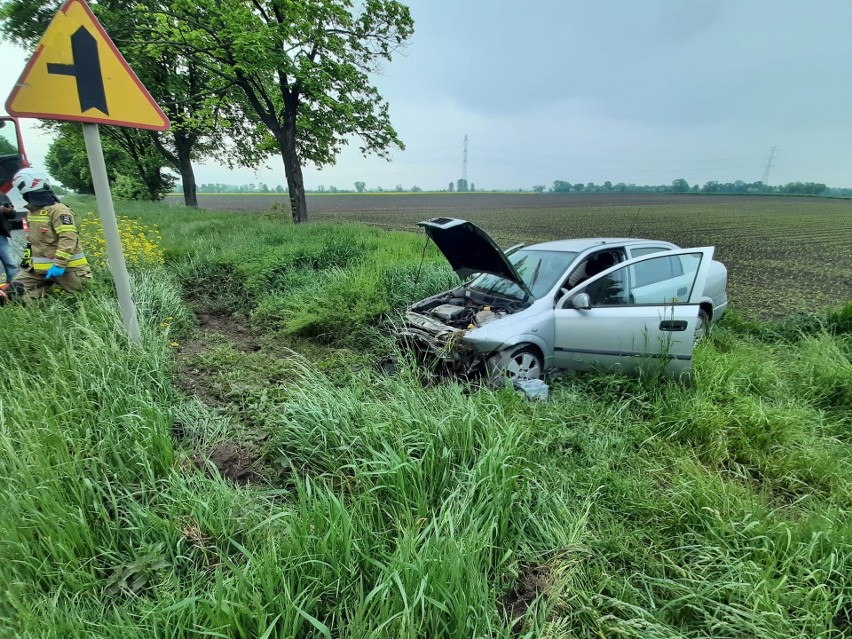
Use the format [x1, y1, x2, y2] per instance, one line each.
[46, 26, 109, 115]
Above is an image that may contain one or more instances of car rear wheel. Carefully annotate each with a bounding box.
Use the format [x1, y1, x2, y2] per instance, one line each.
[486, 345, 544, 385]
[694, 309, 710, 345]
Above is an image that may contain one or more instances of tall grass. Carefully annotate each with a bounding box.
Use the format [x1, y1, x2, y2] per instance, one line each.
[1, 198, 849, 638]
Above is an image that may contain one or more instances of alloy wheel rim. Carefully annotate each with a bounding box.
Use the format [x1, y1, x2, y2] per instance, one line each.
[506, 353, 542, 379]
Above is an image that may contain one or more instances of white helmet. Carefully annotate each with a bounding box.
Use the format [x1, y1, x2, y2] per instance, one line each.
[13, 167, 51, 195]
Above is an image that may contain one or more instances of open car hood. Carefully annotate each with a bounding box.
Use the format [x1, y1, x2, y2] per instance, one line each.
[418, 217, 533, 298]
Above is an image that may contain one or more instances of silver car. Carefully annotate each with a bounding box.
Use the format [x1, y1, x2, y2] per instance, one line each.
[398, 218, 728, 381]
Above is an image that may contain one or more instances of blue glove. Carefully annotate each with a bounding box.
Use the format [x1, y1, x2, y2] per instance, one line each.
[45, 264, 66, 280]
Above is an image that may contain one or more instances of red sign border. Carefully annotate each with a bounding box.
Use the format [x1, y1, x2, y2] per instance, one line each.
[4, 0, 170, 131]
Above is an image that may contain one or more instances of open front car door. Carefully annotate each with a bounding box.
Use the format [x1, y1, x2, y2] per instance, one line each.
[553, 247, 714, 378]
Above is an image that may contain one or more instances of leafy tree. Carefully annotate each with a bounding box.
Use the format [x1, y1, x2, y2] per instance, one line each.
[532, 185, 546, 193]
[354, 181, 366, 193]
[781, 182, 827, 195]
[130, 14, 270, 206]
[44, 123, 173, 198]
[105, 127, 176, 199]
[552, 180, 571, 193]
[155, 0, 414, 222]
[672, 178, 690, 193]
[469, 183, 475, 192]
[410, 185, 421, 192]
[456, 178, 468, 192]
[0, 0, 267, 207]
[45, 124, 106, 193]
[448, 182, 454, 192]
[112, 174, 156, 200]
[0, 136, 16, 155]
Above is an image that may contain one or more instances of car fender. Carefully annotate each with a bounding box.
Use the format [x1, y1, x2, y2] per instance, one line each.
[462, 308, 555, 363]
[702, 260, 729, 318]
[493, 334, 553, 367]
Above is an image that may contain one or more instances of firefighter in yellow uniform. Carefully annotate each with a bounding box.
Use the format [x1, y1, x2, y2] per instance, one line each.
[12, 168, 92, 298]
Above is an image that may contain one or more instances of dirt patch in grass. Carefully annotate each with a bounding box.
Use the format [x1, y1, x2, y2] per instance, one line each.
[833, 602, 852, 632]
[192, 441, 265, 486]
[502, 563, 551, 635]
[172, 309, 262, 407]
[195, 310, 260, 353]
[173, 354, 227, 408]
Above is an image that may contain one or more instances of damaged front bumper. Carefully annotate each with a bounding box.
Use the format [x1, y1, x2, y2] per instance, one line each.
[397, 311, 484, 371]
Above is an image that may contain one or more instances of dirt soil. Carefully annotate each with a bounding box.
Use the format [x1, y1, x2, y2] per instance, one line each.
[172, 310, 261, 407]
[172, 308, 274, 487]
[502, 563, 551, 635]
[195, 310, 261, 353]
[192, 441, 264, 485]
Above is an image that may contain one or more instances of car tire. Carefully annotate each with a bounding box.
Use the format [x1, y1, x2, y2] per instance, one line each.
[695, 309, 710, 345]
[486, 345, 544, 385]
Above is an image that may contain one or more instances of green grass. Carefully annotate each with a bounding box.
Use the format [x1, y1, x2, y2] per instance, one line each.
[1, 197, 850, 638]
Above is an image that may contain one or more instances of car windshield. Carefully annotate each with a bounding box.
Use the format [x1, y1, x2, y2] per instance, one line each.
[469, 249, 578, 299]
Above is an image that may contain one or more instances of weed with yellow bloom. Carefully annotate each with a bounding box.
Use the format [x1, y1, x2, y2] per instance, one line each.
[80, 213, 165, 270]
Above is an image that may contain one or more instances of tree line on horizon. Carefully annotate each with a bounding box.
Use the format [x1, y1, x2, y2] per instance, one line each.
[536, 178, 834, 196]
[174, 177, 840, 196]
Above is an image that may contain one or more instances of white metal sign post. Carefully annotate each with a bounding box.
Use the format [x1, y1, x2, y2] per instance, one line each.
[82, 123, 140, 341]
[5, 0, 171, 344]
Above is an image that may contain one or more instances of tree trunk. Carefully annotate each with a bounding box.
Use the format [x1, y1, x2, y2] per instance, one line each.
[144, 171, 160, 201]
[282, 143, 307, 223]
[281, 102, 308, 223]
[176, 138, 198, 207]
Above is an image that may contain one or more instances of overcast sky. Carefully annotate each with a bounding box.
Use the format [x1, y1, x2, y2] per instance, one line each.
[2, 0, 852, 191]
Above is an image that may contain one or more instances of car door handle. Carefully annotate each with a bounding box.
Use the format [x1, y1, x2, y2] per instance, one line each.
[659, 320, 688, 331]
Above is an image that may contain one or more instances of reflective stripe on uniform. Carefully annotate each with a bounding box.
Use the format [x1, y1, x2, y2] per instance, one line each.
[55, 225, 77, 234]
[31, 254, 87, 271]
[55, 250, 72, 260]
[28, 215, 49, 223]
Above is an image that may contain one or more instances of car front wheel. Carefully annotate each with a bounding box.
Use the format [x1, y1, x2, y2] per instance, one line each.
[486, 345, 544, 385]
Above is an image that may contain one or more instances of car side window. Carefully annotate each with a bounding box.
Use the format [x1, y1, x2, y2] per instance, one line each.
[630, 246, 670, 259]
[583, 251, 703, 306]
[565, 250, 624, 290]
[633, 255, 684, 288]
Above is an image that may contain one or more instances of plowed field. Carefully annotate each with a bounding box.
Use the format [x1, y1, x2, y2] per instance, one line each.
[183, 193, 852, 318]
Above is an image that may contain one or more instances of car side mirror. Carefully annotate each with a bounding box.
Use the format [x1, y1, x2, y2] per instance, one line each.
[571, 293, 591, 310]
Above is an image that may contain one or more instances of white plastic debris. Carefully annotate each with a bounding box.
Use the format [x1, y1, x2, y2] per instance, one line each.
[513, 378, 549, 401]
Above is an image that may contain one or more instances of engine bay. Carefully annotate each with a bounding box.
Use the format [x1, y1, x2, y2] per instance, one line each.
[409, 287, 524, 329]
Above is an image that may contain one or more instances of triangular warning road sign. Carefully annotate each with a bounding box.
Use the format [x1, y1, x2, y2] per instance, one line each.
[5, 0, 170, 131]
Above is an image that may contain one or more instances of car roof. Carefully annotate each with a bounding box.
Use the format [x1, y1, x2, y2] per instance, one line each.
[523, 238, 673, 252]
